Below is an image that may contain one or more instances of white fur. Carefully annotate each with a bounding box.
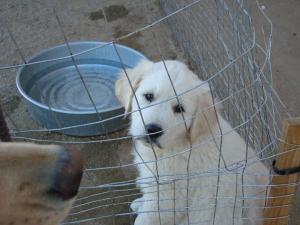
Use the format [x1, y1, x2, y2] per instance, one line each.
[115, 60, 268, 225]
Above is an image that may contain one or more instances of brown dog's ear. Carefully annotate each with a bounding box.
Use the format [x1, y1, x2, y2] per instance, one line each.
[189, 84, 218, 143]
[115, 60, 153, 114]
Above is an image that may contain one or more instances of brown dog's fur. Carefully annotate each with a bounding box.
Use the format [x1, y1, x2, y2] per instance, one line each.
[0, 142, 83, 225]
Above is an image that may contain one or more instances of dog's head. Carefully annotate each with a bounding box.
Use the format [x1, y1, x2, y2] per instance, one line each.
[0, 143, 83, 225]
[116, 60, 218, 149]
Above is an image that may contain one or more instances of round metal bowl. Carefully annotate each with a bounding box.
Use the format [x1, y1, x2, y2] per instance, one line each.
[16, 41, 146, 136]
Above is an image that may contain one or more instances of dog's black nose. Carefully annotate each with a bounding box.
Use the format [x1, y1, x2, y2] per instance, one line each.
[48, 147, 83, 200]
[146, 124, 163, 140]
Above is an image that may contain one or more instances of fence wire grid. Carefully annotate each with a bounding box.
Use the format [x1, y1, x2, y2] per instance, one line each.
[0, 0, 297, 225]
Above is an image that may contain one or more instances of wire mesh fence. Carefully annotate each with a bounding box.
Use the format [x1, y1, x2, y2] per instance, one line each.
[0, 0, 297, 224]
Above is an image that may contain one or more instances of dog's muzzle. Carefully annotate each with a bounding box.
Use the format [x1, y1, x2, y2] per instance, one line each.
[145, 123, 163, 141]
[137, 123, 163, 148]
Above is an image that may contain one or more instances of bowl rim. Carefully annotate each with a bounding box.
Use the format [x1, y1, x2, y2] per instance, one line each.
[16, 41, 147, 115]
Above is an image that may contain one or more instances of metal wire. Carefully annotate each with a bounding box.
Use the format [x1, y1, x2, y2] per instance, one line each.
[0, 0, 296, 224]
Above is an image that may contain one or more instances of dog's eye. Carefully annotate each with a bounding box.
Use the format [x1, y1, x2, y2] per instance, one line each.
[173, 104, 185, 113]
[144, 93, 154, 102]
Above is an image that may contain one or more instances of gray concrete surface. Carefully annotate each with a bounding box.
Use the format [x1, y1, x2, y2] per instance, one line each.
[262, 0, 300, 117]
[0, 0, 299, 224]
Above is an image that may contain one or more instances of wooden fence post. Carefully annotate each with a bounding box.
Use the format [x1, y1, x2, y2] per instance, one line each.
[263, 118, 300, 225]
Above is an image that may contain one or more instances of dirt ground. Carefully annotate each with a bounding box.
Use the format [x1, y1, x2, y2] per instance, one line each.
[0, 0, 299, 224]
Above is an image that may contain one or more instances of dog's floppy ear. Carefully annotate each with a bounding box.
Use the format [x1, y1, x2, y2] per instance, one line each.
[189, 84, 219, 143]
[115, 60, 153, 114]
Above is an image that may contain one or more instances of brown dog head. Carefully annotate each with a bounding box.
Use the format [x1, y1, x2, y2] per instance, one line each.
[0, 142, 83, 225]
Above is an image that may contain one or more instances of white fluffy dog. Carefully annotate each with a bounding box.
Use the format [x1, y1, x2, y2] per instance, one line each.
[115, 60, 268, 225]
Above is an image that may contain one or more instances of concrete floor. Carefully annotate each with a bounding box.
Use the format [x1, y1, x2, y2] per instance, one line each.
[0, 0, 299, 224]
[263, 0, 300, 117]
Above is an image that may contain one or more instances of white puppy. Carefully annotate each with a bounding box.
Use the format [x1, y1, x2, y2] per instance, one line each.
[115, 60, 268, 225]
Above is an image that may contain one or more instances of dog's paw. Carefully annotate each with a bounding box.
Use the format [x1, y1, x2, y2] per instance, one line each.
[130, 197, 144, 213]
